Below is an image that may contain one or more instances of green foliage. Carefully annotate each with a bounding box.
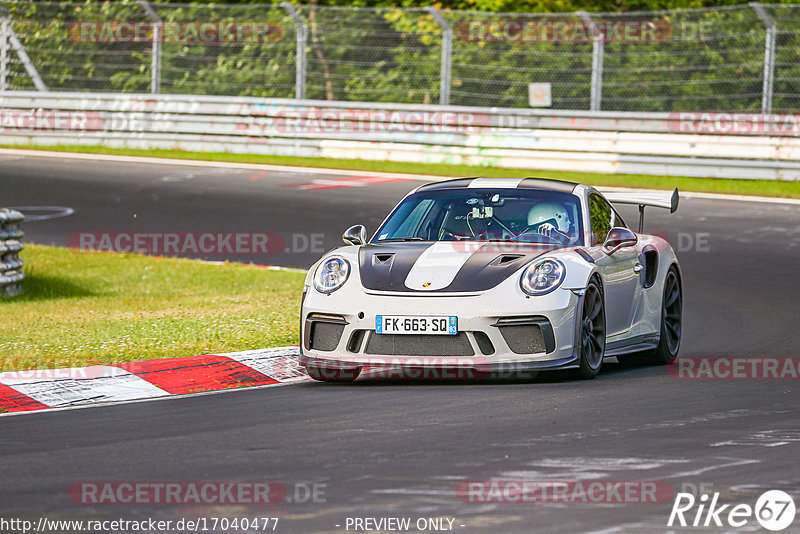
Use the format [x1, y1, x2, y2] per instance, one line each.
[164, 0, 800, 12]
[5, 1, 800, 110]
[5, 1, 152, 92]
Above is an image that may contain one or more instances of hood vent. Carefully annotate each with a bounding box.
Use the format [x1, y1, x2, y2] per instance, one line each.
[491, 254, 525, 266]
[373, 253, 395, 266]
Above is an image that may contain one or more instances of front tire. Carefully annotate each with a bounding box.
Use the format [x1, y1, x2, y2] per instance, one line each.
[305, 364, 361, 382]
[575, 279, 606, 379]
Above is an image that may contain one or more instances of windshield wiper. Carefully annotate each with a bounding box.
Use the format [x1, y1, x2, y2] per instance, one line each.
[377, 237, 426, 242]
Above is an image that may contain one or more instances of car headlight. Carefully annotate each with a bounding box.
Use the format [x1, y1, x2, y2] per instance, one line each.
[520, 258, 565, 296]
[313, 256, 350, 294]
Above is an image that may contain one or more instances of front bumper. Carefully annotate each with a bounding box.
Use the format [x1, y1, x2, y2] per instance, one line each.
[299, 283, 583, 372]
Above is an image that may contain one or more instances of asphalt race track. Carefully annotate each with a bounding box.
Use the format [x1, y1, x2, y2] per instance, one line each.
[2, 152, 800, 533]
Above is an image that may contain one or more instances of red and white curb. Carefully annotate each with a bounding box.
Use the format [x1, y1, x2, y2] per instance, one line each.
[0, 346, 308, 415]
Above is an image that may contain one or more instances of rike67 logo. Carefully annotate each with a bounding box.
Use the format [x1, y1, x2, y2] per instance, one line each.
[668, 490, 796, 531]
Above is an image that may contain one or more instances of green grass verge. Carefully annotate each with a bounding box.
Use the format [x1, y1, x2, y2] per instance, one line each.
[0, 245, 305, 372]
[3, 143, 800, 199]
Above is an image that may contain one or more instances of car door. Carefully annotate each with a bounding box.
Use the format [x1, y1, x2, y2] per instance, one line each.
[588, 194, 641, 336]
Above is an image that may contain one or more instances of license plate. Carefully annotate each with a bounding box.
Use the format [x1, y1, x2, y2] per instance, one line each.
[375, 315, 457, 335]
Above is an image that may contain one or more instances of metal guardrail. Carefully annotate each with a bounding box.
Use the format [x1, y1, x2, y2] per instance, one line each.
[1, 91, 799, 180]
[0, 208, 24, 297]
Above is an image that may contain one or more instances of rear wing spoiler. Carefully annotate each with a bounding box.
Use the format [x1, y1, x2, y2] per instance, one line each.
[601, 188, 679, 232]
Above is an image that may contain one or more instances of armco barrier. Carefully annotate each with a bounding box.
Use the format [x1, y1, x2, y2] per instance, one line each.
[1, 92, 799, 180]
[0, 208, 24, 297]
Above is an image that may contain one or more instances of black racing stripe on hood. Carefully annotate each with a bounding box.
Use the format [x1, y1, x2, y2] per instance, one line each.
[444, 243, 558, 292]
[358, 242, 559, 292]
[358, 242, 429, 292]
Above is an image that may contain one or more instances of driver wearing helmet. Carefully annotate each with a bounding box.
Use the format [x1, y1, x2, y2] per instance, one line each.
[526, 202, 573, 243]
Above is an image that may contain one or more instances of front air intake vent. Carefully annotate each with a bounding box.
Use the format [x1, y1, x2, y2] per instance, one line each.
[493, 316, 555, 354]
[365, 333, 474, 356]
[347, 329, 367, 353]
[498, 324, 547, 355]
[309, 322, 345, 352]
[305, 314, 347, 352]
[473, 331, 495, 355]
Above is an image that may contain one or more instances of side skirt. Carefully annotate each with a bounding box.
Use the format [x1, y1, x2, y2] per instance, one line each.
[603, 334, 659, 358]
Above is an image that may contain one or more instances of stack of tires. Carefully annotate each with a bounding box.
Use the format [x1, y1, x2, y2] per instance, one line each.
[0, 208, 25, 297]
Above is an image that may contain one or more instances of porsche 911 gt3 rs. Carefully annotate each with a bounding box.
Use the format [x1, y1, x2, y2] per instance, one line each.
[299, 177, 682, 381]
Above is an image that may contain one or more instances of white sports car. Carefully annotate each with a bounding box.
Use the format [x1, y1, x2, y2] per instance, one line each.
[299, 177, 682, 381]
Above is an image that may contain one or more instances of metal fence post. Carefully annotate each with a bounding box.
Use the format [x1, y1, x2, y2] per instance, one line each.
[281, 2, 307, 100]
[137, 0, 161, 94]
[8, 24, 46, 91]
[578, 11, 604, 111]
[0, 17, 9, 91]
[425, 6, 452, 106]
[151, 22, 162, 94]
[0, 2, 47, 91]
[751, 2, 776, 114]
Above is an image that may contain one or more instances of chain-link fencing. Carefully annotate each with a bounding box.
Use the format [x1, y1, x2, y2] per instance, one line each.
[1, 1, 799, 112]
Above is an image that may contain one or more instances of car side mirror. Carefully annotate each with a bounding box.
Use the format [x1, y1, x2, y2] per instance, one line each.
[342, 225, 367, 246]
[603, 227, 637, 254]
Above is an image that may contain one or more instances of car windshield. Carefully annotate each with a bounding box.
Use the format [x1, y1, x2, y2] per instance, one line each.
[374, 188, 584, 246]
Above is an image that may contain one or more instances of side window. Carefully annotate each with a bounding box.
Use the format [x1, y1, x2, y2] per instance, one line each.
[589, 194, 613, 246]
[612, 208, 628, 229]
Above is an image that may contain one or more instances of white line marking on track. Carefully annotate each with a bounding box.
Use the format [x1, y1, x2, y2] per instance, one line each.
[662, 457, 760, 479]
[0, 148, 445, 180]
